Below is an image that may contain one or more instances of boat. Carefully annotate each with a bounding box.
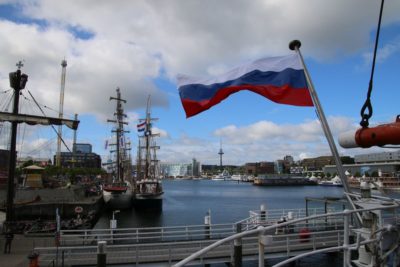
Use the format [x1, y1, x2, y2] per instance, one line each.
[133, 96, 164, 211]
[102, 88, 133, 210]
[253, 175, 318, 186]
[318, 175, 343, 186]
[231, 174, 243, 181]
[212, 169, 231, 181]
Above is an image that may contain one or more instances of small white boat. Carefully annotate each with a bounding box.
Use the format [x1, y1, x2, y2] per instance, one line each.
[212, 169, 231, 181]
[318, 176, 342, 187]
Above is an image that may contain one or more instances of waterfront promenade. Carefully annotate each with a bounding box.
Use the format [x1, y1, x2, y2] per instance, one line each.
[0, 234, 54, 267]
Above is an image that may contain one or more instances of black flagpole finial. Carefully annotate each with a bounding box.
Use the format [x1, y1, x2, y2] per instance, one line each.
[289, 40, 302, 51]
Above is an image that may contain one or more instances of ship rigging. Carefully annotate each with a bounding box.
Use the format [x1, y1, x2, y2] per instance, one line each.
[134, 96, 163, 210]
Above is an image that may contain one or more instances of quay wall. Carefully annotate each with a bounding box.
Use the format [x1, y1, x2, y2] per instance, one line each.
[0, 187, 104, 219]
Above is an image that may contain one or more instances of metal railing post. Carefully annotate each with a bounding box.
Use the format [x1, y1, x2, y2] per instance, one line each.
[258, 226, 265, 267]
[97, 241, 107, 267]
[233, 223, 242, 267]
[343, 210, 350, 267]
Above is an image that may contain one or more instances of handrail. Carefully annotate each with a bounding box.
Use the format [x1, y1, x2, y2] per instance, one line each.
[59, 207, 333, 243]
[273, 238, 378, 267]
[172, 202, 399, 267]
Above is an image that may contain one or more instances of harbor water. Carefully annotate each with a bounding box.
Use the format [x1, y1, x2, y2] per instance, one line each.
[95, 179, 346, 266]
[95, 179, 345, 228]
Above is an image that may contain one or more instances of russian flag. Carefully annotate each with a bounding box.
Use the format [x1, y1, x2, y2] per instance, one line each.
[177, 54, 313, 118]
[137, 122, 146, 132]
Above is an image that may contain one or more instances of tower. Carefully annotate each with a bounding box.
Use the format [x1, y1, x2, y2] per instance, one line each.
[218, 139, 224, 171]
[56, 59, 67, 167]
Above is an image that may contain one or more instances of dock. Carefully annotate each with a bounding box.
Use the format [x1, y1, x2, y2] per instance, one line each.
[0, 234, 54, 267]
[32, 207, 347, 266]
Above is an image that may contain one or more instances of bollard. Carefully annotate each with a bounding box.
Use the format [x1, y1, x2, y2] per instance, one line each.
[360, 182, 371, 199]
[233, 223, 242, 267]
[260, 204, 266, 223]
[204, 210, 211, 240]
[97, 241, 107, 267]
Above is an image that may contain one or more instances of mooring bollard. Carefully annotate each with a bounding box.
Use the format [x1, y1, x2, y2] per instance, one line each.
[233, 223, 242, 267]
[204, 210, 211, 239]
[260, 204, 266, 223]
[97, 241, 107, 267]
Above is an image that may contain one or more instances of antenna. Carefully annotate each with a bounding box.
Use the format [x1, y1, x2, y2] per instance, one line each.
[218, 139, 224, 171]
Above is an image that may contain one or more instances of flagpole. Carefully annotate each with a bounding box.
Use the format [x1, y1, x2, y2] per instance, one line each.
[289, 40, 361, 219]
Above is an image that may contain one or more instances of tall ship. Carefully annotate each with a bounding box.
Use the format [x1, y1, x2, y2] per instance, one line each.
[133, 96, 163, 210]
[102, 88, 133, 210]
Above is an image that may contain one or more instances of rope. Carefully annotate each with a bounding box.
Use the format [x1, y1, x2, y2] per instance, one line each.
[27, 90, 72, 153]
[360, 0, 385, 128]
[20, 93, 60, 115]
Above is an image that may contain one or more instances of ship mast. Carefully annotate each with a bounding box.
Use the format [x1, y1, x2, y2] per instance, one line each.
[56, 59, 67, 167]
[145, 96, 151, 179]
[2, 62, 79, 226]
[141, 95, 159, 179]
[108, 88, 128, 182]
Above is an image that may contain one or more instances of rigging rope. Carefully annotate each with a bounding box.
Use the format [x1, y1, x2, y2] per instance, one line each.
[21, 94, 61, 115]
[360, 0, 385, 128]
[26, 90, 72, 153]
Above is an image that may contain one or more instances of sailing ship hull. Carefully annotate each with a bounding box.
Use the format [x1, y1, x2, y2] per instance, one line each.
[133, 193, 163, 211]
[103, 189, 133, 210]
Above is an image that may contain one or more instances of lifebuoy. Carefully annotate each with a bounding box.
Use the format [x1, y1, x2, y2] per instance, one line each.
[75, 206, 83, 213]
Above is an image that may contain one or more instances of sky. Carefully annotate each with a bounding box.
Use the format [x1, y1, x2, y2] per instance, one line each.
[0, 0, 399, 166]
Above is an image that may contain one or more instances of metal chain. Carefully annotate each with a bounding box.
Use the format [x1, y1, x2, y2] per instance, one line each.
[360, 0, 385, 128]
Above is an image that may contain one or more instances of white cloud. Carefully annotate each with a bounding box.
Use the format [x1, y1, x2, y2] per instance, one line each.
[8, 0, 400, 77]
[362, 36, 400, 66]
[156, 116, 364, 165]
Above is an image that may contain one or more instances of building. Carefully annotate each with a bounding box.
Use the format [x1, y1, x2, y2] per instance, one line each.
[355, 150, 400, 163]
[192, 158, 202, 177]
[74, 143, 92, 154]
[300, 156, 354, 171]
[275, 160, 284, 174]
[290, 166, 304, 174]
[17, 157, 51, 168]
[160, 159, 202, 178]
[245, 161, 275, 175]
[324, 162, 400, 177]
[160, 163, 192, 178]
[324, 150, 400, 177]
[54, 143, 101, 169]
